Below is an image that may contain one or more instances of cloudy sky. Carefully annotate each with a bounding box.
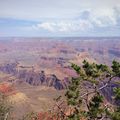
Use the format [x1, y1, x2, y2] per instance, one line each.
[0, 0, 120, 37]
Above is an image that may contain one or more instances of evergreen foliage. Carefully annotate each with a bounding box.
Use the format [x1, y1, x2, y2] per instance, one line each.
[65, 60, 120, 120]
[0, 93, 12, 120]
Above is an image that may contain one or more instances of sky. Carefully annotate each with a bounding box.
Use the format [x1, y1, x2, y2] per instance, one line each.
[0, 0, 120, 37]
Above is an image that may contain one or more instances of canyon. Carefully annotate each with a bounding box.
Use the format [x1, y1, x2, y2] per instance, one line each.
[0, 37, 120, 119]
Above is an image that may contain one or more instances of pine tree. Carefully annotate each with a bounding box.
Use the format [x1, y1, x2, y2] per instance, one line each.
[65, 60, 120, 120]
[0, 93, 12, 120]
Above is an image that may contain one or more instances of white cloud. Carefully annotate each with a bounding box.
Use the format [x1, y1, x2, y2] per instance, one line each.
[32, 7, 119, 32]
[37, 22, 56, 32]
[89, 8, 117, 27]
[33, 20, 93, 32]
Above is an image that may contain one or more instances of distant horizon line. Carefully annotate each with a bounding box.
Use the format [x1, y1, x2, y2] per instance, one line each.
[0, 36, 120, 38]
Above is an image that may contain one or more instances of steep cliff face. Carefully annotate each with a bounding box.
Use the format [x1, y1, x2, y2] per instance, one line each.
[0, 63, 119, 102]
[21, 71, 68, 90]
[0, 63, 68, 90]
[0, 63, 17, 74]
[108, 49, 120, 57]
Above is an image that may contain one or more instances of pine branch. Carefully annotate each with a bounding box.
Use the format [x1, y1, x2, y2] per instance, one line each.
[80, 75, 115, 98]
